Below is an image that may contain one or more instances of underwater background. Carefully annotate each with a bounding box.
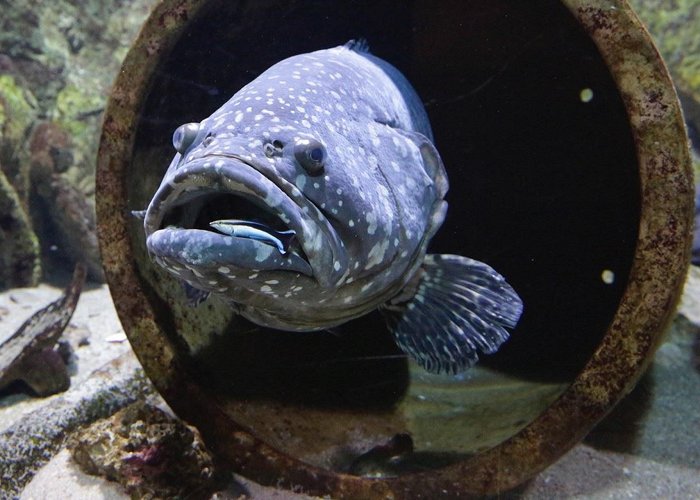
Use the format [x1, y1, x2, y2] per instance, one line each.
[0, 0, 699, 498]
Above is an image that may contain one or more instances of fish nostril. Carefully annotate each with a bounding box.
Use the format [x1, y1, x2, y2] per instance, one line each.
[264, 140, 285, 158]
[263, 143, 276, 157]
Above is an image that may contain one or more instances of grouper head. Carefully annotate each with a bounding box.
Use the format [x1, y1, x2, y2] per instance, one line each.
[144, 45, 448, 331]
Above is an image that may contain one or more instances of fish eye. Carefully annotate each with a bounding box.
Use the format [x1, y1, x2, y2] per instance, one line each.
[294, 138, 326, 176]
[172, 122, 200, 154]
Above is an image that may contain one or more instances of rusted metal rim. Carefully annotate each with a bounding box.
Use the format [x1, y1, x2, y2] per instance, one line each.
[96, 0, 693, 497]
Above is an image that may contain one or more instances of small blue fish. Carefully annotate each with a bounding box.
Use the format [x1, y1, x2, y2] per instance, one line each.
[143, 41, 523, 374]
[209, 219, 296, 255]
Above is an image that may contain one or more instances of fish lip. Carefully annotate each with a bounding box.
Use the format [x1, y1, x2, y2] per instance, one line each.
[144, 155, 346, 287]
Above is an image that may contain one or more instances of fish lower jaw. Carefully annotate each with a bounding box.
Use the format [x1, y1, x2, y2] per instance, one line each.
[146, 227, 313, 276]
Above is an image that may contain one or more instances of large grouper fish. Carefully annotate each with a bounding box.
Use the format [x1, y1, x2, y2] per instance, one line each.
[143, 41, 523, 374]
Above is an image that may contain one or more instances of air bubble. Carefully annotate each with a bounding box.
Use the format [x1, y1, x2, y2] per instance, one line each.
[580, 88, 594, 103]
[601, 269, 615, 285]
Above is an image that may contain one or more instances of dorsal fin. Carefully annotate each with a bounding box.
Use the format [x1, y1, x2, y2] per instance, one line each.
[344, 38, 370, 54]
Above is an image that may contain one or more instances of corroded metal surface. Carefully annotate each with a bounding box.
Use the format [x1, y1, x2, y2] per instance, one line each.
[96, 0, 693, 497]
[97, 0, 201, 390]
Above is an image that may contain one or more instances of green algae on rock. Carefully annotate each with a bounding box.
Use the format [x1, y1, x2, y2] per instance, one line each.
[629, 0, 700, 179]
[0, 0, 155, 282]
[0, 165, 41, 288]
[629, 0, 700, 101]
[0, 73, 38, 203]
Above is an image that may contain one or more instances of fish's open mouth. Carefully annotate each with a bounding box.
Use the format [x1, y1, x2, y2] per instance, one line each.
[160, 191, 307, 259]
[144, 155, 347, 287]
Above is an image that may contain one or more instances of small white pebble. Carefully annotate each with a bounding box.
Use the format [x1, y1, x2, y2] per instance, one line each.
[105, 332, 127, 343]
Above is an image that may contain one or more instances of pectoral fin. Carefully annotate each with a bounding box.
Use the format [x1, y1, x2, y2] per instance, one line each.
[382, 254, 523, 374]
[181, 281, 210, 307]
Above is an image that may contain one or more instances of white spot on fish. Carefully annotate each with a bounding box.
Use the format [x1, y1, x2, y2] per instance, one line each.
[218, 266, 230, 274]
[255, 244, 274, 262]
[365, 240, 390, 270]
[366, 211, 378, 235]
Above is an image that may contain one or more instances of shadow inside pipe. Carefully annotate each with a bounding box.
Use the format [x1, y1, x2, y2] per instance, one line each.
[189, 311, 410, 410]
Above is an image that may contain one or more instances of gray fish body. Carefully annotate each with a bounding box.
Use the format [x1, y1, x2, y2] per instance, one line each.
[144, 42, 522, 374]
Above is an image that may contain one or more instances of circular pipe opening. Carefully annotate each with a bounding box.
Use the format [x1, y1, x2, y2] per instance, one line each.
[97, 0, 692, 496]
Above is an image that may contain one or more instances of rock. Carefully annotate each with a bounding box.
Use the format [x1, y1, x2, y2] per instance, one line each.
[47, 173, 104, 280]
[348, 433, 414, 478]
[0, 164, 41, 288]
[68, 402, 221, 499]
[24, 121, 103, 279]
[629, 1, 700, 179]
[29, 122, 74, 181]
[22, 450, 316, 500]
[0, 0, 155, 281]
[0, 263, 84, 396]
[630, 1, 700, 100]
[0, 69, 39, 201]
[0, 353, 153, 498]
[679, 265, 700, 326]
[693, 184, 699, 266]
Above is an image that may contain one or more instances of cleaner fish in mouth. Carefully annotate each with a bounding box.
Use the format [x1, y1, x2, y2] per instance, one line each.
[143, 41, 523, 374]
